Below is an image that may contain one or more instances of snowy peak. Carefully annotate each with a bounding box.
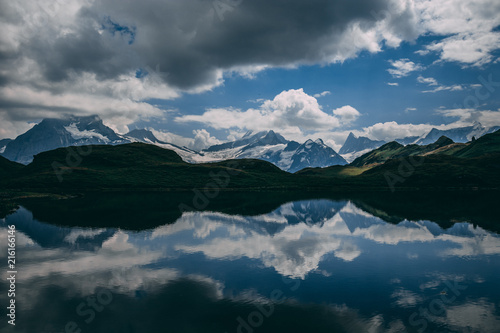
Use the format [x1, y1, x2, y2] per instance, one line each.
[339, 132, 385, 162]
[415, 123, 496, 145]
[288, 138, 347, 173]
[259, 130, 288, 145]
[346, 132, 358, 141]
[339, 132, 385, 155]
[204, 130, 287, 152]
[1, 115, 128, 164]
[315, 138, 325, 146]
[125, 129, 162, 143]
[201, 131, 347, 172]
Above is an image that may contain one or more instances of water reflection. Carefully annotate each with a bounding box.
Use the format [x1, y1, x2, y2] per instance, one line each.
[1, 198, 500, 333]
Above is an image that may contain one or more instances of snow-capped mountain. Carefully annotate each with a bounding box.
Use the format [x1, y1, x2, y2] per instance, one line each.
[287, 139, 347, 172]
[200, 130, 289, 164]
[124, 129, 204, 163]
[1, 115, 129, 164]
[0, 116, 346, 171]
[415, 122, 500, 145]
[205, 130, 288, 152]
[200, 131, 347, 172]
[339, 132, 385, 163]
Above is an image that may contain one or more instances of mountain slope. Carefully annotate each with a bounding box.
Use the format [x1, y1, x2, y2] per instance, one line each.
[5, 143, 297, 191]
[0, 156, 24, 183]
[0, 138, 11, 154]
[288, 139, 347, 173]
[339, 132, 385, 162]
[124, 129, 205, 163]
[450, 129, 500, 158]
[2, 115, 129, 164]
[1, 138, 500, 193]
[351, 136, 454, 167]
[415, 122, 499, 145]
[205, 130, 287, 152]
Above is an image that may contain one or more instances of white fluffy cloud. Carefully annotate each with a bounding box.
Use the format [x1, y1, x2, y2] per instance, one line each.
[416, 0, 500, 67]
[2, 0, 500, 140]
[191, 129, 222, 151]
[333, 106, 362, 125]
[438, 108, 500, 125]
[388, 58, 424, 78]
[176, 89, 358, 134]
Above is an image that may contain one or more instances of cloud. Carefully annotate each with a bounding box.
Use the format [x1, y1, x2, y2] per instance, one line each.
[176, 89, 354, 134]
[333, 105, 361, 124]
[416, 0, 500, 67]
[423, 85, 465, 93]
[387, 82, 399, 86]
[150, 129, 195, 148]
[417, 76, 466, 93]
[437, 108, 500, 126]
[314, 91, 331, 98]
[404, 107, 417, 113]
[2, 0, 500, 138]
[417, 76, 438, 86]
[0, 0, 423, 135]
[388, 58, 424, 78]
[191, 129, 222, 150]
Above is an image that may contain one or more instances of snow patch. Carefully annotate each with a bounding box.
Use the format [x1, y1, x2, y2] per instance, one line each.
[341, 148, 374, 163]
[64, 123, 110, 143]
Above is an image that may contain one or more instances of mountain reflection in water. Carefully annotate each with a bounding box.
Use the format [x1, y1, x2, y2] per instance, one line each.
[1, 197, 500, 333]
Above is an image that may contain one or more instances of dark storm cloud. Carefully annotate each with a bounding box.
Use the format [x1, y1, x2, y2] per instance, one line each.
[18, 0, 413, 90]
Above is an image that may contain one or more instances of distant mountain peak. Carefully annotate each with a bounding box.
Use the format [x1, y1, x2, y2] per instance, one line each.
[1, 115, 126, 164]
[126, 129, 160, 143]
[415, 122, 493, 145]
[315, 138, 324, 145]
[472, 121, 484, 130]
[346, 132, 357, 140]
[434, 135, 454, 146]
[339, 132, 385, 158]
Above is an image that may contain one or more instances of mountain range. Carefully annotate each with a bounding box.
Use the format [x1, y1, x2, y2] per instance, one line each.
[0, 116, 348, 172]
[1, 128, 499, 194]
[414, 122, 500, 145]
[0, 115, 499, 173]
[200, 130, 347, 172]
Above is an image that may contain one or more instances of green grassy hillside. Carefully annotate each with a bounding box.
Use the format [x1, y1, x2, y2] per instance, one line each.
[1, 130, 500, 195]
[4, 143, 298, 191]
[451, 129, 500, 158]
[351, 136, 454, 167]
[0, 155, 24, 182]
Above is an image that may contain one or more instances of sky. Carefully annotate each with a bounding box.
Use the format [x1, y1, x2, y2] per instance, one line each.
[1, 0, 500, 151]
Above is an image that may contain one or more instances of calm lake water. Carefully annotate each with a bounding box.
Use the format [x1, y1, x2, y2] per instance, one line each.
[1, 195, 500, 333]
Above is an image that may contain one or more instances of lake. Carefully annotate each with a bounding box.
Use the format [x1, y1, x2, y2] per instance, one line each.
[1, 193, 500, 332]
